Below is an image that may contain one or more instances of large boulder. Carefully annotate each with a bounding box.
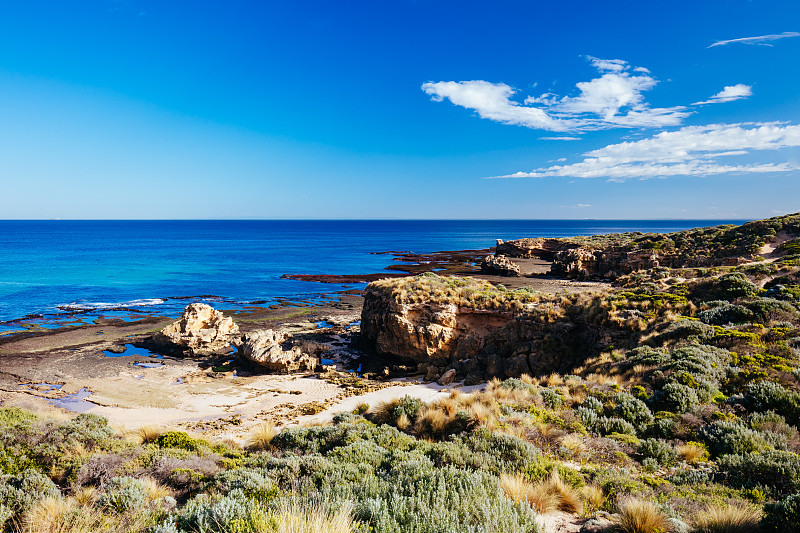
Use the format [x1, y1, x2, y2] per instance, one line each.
[239, 329, 327, 373]
[480, 254, 521, 277]
[154, 303, 239, 355]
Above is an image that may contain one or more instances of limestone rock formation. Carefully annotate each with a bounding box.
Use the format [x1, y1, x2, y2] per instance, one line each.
[495, 238, 568, 258]
[239, 328, 328, 373]
[480, 254, 521, 277]
[154, 303, 239, 355]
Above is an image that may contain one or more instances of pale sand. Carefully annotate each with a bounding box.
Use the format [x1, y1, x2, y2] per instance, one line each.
[2, 357, 486, 443]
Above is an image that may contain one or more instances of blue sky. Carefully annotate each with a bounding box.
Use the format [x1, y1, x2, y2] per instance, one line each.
[0, 0, 799, 219]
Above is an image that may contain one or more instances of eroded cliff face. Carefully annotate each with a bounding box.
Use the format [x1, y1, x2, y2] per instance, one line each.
[361, 285, 609, 384]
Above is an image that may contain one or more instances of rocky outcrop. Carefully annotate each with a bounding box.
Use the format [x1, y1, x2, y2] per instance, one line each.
[239, 329, 329, 373]
[361, 280, 627, 383]
[495, 238, 571, 259]
[480, 254, 521, 276]
[151, 303, 239, 355]
[550, 249, 661, 280]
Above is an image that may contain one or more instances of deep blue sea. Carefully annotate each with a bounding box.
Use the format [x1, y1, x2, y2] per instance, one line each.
[0, 220, 745, 330]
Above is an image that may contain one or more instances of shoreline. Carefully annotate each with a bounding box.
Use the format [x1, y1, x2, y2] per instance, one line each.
[0, 246, 607, 439]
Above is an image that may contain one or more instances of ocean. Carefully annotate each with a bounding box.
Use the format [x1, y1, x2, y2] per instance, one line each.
[0, 219, 744, 329]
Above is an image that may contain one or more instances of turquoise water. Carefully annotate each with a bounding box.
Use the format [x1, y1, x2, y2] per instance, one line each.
[0, 219, 743, 326]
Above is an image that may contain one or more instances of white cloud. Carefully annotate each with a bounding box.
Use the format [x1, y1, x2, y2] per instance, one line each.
[491, 122, 800, 180]
[693, 84, 752, 105]
[560, 203, 592, 208]
[422, 57, 693, 132]
[709, 31, 800, 47]
[540, 136, 582, 141]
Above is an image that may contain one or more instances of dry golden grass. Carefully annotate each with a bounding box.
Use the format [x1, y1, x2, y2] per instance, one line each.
[678, 442, 709, 465]
[499, 473, 562, 514]
[139, 477, 173, 501]
[71, 486, 97, 508]
[559, 434, 587, 454]
[246, 422, 278, 452]
[612, 499, 672, 533]
[370, 398, 401, 425]
[135, 426, 162, 444]
[545, 471, 582, 514]
[544, 373, 564, 387]
[267, 500, 356, 533]
[395, 413, 411, 431]
[579, 485, 605, 516]
[692, 505, 762, 533]
[21, 497, 154, 533]
[499, 471, 582, 515]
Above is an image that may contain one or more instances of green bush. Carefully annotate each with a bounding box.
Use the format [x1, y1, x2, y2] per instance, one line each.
[746, 381, 800, 425]
[762, 493, 800, 533]
[637, 438, 679, 466]
[0, 468, 61, 521]
[156, 431, 202, 452]
[651, 382, 700, 414]
[540, 387, 564, 409]
[701, 420, 774, 455]
[697, 304, 754, 325]
[717, 450, 800, 496]
[614, 395, 654, 433]
[596, 416, 637, 436]
[96, 476, 150, 513]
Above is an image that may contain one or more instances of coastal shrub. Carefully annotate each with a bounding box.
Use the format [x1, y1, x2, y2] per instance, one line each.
[0, 468, 61, 521]
[596, 416, 637, 437]
[750, 411, 797, 440]
[698, 304, 754, 325]
[637, 439, 678, 466]
[700, 420, 773, 456]
[96, 476, 150, 513]
[500, 378, 538, 393]
[156, 431, 202, 452]
[744, 298, 799, 324]
[614, 396, 654, 433]
[716, 450, 800, 496]
[352, 462, 540, 533]
[698, 273, 762, 301]
[651, 382, 700, 414]
[212, 468, 278, 502]
[762, 493, 800, 533]
[540, 387, 564, 409]
[746, 381, 800, 424]
[577, 407, 599, 429]
[582, 397, 604, 414]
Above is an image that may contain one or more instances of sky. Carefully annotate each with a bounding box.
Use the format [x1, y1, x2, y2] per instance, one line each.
[0, 0, 799, 220]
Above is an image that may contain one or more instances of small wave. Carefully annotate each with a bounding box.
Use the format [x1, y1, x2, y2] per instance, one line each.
[57, 298, 166, 311]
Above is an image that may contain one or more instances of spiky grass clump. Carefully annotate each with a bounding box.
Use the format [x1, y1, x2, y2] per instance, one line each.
[259, 499, 356, 533]
[580, 485, 605, 516]
[613, 499, 672, 533]
[135, 426, 162, 445]
[499, 471, 582, 515]
[693, 505, 762, 533]
[678, 442, 709, 465]
[246, 422, 277, 452]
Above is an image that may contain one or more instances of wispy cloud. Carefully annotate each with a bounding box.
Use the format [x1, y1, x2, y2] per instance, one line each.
[540, 136, 582, 141]
[560, 203, 592, 208]
[422, 56, 696, 133]
[693, 84, 753, 105]
[709, 31, 800, 48]
[491, 122, 800, 180]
